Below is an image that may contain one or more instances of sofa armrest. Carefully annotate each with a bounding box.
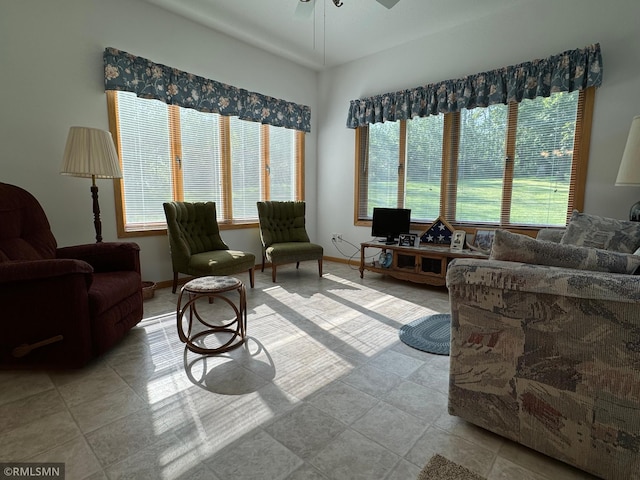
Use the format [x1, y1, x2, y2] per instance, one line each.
[446, 257, 640, 303]
[57, 242, 141, 273]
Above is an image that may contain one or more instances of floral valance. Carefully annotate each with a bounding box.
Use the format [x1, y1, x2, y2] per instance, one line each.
[104, 48, 311, 133]
[346, 43, 602, 129]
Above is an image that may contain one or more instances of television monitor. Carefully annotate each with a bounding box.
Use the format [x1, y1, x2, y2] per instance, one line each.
[371, 207, 411, 244]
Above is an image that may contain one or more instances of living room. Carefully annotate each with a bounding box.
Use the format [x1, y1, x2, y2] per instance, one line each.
[1, 0, 639, 277]
[2, 0, 640, 479]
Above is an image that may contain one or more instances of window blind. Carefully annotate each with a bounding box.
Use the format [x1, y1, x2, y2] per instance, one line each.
[116, 92, 172, 230]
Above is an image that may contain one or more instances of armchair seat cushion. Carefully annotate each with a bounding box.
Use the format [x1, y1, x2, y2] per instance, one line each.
[188, 250, 256, 277]
[89, 271, 143, 317]
[265, 242, 323, 264]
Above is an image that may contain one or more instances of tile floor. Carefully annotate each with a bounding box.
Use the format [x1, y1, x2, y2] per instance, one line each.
[0, 262, 598, 480]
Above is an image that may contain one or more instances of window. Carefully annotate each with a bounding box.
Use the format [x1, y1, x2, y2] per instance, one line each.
[107, 91, 304, 236]
[356, 88, 594, 229]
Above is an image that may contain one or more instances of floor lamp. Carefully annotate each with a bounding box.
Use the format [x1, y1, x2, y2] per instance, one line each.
[60, 126, 122, 242]
[615, 116, 640, 221]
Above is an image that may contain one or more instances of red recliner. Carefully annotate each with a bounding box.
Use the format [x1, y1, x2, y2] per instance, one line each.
[0, 182, 143, 368]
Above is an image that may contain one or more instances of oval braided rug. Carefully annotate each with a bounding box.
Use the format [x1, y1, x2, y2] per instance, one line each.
[398, 313, 450, 355]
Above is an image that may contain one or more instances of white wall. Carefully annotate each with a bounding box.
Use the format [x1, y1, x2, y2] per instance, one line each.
[317, 0, 640, 261]
[0, 0, 318, 283]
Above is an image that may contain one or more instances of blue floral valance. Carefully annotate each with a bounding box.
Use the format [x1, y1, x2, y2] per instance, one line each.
[346, 43, 602, 129]
[104, 48, 311, 133]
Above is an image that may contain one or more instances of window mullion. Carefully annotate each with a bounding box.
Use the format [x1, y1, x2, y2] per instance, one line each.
[501, 102, 518, 225]
[568, 89, 591, 220]
[397, 121, 407, 208]
[296, 131, 305, 200]
[355, 126, 369, 221]
[442, 112, 459, 222]
[220, 116, 232, 221]
[261, 124, 270, 200]
[106, 91, 127, 238]
[168, 106, 184, 201]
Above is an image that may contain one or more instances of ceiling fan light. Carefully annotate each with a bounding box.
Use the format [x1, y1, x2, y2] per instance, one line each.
[376, 0, 401, 8]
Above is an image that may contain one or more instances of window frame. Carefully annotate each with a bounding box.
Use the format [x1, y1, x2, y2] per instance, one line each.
[106, 91, 305, 238]
[354, 87, 595, 233]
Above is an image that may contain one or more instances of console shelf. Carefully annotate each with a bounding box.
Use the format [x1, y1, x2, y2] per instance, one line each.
[359, 241, 488, 286]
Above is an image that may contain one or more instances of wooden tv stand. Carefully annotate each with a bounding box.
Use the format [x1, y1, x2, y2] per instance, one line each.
[359, 241, 488, 286]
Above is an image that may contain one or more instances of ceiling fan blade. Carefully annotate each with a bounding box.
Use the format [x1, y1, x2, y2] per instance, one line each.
[376, 0, 401, 8]
[295, 0, 315, 18]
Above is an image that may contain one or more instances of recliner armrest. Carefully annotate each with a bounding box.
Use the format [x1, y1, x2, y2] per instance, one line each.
[57, 242, 141, 273]
[0, 258, 92, 285]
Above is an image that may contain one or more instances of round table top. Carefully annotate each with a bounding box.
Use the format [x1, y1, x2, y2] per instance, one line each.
[182, 275, 242, 293]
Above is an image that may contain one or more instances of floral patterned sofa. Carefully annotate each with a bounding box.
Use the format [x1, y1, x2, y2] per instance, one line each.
[446, 212, 640, 480]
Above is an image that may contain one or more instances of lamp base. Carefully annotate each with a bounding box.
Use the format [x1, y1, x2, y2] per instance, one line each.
[630, 200, 640, 222]
[91, 183, 102, 243]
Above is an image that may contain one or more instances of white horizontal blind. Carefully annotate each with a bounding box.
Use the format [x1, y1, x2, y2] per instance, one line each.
[405, 115, 444, 221]
[456, 104, 508, 223]
[511, 91, 579, 226]
[112, 94, 303, 231]
[365, 121, 400, 218]
[116, 91, 172, 229]
[180, 107, 223, 215]
[229, 116, 261, 220]
[269, 125, 296, 201]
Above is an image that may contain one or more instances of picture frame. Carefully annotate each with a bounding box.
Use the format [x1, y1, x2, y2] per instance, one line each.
[398, 233, 417, 247]
[469, 228, 496, 253]
[450, 230, 466, 251]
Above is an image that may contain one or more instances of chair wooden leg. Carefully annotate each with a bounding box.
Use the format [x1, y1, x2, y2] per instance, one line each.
[318, 258, 323, 278]
[248, 267, 255, 288]
[272, 264, 277, 282]
[296, 262, 300, 269]
[172, 272, 178, 293]
[261, 254, 266, 272]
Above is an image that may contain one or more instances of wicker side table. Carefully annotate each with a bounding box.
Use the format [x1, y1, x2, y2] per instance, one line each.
[176, 276, 247, 354]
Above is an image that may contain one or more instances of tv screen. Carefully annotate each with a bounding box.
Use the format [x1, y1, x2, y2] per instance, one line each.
[371, 207, 411, 244]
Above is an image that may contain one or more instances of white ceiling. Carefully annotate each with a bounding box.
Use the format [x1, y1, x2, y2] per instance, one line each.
[140, 0, 527, 71]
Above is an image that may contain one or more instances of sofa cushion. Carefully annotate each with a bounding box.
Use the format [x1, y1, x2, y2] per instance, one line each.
[535, 228, 565, 243]
[490, 229, 640, 274]
[560, 211, 640, 253]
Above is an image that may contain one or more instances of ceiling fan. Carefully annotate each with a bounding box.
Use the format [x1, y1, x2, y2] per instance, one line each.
[297, 0, 401, 12]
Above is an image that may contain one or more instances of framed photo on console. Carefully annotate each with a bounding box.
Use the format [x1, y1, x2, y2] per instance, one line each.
[450, 230, 466, 251]
[469, 228, 496, 253]
[398, 233, 417, 247]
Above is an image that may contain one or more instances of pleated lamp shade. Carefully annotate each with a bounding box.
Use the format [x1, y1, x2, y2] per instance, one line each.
[615, 116, 640, 186]
[60, 127, 122, 178]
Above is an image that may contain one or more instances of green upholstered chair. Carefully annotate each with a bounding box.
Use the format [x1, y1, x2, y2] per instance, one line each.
[257, 201, 323, 282]
[163, 201, 255, 292]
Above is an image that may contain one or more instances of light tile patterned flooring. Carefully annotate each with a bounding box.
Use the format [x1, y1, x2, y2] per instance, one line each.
[0, 262, 598, 480]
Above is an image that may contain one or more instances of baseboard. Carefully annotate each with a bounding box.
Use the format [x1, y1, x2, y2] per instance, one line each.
[322, 255, 359, 267]
[152, 257, 351, 289]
